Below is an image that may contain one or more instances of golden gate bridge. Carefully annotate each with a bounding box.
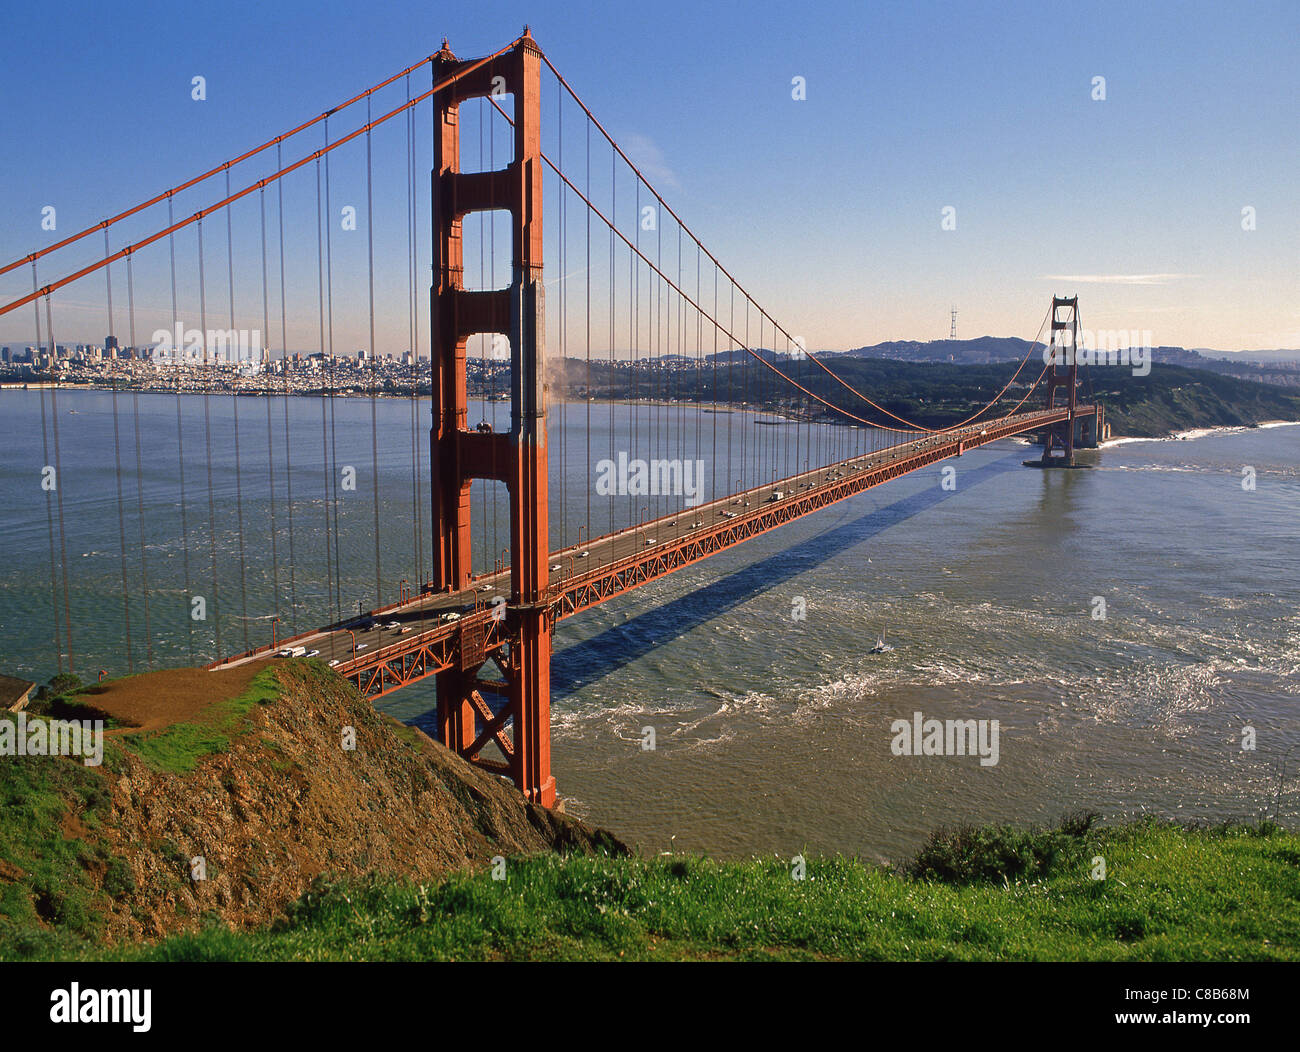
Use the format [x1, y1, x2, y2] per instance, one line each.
[0, 30, 1103, 807]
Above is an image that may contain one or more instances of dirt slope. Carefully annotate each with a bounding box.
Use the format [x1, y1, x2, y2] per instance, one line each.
[84, 660, 622, 941]
[89, 663, 262, 732]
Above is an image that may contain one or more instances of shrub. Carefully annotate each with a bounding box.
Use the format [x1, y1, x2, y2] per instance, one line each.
[908, 811, 1100, 884]
[47, 673, 83, 697]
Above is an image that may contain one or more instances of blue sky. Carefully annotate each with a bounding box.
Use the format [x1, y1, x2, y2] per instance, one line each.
[1, 0, 1297, 351]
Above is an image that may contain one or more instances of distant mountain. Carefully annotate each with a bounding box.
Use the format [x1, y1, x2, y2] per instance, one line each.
[1193, 348, 1300, 365]
[839, 337, 1036, 364]
[834, 337, 1300, 389]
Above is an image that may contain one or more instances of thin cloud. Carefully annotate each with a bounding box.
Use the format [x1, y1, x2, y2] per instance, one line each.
[621, 133, 682, 192]
[1042, 273, 1200, 286]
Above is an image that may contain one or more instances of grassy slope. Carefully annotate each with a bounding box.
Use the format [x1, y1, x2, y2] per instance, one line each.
[0, 670, 281, 957]
[119, 668, 280, 774]
[114, 820, 1300, 962]
[7, 674, 1297, 962]
[0, 747, 117, 959]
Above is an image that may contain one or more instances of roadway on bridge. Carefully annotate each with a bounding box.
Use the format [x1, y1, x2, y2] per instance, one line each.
[214, 408, 1082, 678]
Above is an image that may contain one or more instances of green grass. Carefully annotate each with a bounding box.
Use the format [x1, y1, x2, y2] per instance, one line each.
[119, 666, 282, 775]
[0, 666, 286, 958]
[105, 818, 1300, 962]
[5, 671, 1296, 963]
[0, 750, 113, 959]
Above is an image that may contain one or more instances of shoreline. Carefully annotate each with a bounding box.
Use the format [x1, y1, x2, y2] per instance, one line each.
[1100, 419, 1300, 448]
[8, 383, 1297, 445]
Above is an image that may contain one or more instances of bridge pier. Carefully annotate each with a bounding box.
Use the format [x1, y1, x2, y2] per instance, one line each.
[429, 33, 556, 807]
[1077, 403, 1104, 449]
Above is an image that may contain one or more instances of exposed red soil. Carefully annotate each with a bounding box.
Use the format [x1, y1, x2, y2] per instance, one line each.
[87, 662, 265, 732]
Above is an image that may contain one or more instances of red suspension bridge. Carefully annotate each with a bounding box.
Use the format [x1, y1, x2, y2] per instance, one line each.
[1, 30, 1104, 807]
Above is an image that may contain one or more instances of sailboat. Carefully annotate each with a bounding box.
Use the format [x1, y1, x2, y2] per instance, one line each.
[870, 628, 894, 654]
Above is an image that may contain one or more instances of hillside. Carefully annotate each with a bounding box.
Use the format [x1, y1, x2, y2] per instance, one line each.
[0, 661, 623, 958]
[555, 354, 1300, 438]
[840, 337, 1300, 388]
[1087, 364, 1300, 436]
[4, 669, 1296, 962]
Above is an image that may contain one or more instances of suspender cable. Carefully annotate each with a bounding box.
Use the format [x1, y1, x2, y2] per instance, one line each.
[608, 138, 615, 543]
[259, 184, 280, 626]
[197, 219, 223, 660]
[366, 98, 383, 606]
[711, 261, 718, 504]
[277, 143, 298, 636]
[127, 255, 153, 668]
[226, 170, 252, 655]
[585, 118, 591, 547]
[557, 75, 566, 552]
[44, 295, 74, 671]
[515, 143, 1045, 435]
[0, 39, 525, 281]
[324, 122, 343, 624]
[315, 150, 335, 622]
[168, 197, 194, 665]
[406, 74, 424, 593]
[106, 231, 134, 672]
[34, 266, 63, 673]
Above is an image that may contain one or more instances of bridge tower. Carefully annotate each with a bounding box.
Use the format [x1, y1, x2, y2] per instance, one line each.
[1040, 295, 1080, 466]
[429, 32, 555, 806]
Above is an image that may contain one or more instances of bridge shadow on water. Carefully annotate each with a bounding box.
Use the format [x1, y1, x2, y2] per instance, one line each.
[551, 450, 1026, 696]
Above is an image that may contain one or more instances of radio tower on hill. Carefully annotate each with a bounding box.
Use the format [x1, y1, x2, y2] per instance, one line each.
[949, 306, 958, 340]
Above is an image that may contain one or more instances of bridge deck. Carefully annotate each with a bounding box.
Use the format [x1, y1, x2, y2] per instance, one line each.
[211, 405, 1091, 699]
